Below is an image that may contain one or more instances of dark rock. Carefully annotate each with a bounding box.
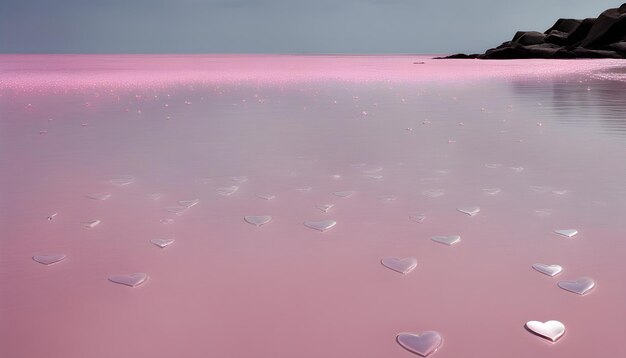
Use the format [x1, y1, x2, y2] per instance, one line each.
[512, 31, 546, 46]
[436, 3, 626, 59]
[581, 4, 626, 48]
[566, 18, 596, 45]
[544, 18, 582, 35]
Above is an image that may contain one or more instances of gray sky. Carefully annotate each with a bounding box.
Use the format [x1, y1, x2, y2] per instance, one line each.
[0, 0, 621, 54]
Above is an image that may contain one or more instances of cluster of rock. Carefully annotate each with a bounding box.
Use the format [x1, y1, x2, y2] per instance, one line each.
[441, 3, 626, 59]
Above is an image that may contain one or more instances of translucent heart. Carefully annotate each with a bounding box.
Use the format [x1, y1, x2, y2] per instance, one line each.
[82, 220, 101, 228]
[381, 257, 417, 274]
[85, 192, 111, 201]
[178, 198, 199, 208]
[333, 190, 354, 198]
[558, 277, 595, 295]
[33, 253, 66, 265]
[244, 216, 272, 226]
[396, 331, 443, 357]
[151, 239, 175, 248]
[554, 229, 577, 238]
[422, 189, 444, 198]
[217, 186, 239, 196]
[432, 235, 461, 246]
[409, 214, 426, 223]
[532, 263, 562, 277]
[483, 188, 501, 195]
[317, 204, 334, 213]
[109, 175, 135, 186]
[304, 220, 336, 232]
[256, 194, 275, 200]
[457, 207, 480, 216]
[525, 320, 565, 342]
[108, 273, 148, 287]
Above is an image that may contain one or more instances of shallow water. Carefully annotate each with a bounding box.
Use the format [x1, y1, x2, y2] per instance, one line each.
[1, 55, 626, 357]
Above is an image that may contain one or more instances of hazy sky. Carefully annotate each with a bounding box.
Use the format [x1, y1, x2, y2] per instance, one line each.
[0, 0, 621, 54]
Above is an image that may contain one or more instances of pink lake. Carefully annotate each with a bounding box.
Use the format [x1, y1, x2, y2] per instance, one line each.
[1, 55, 626, 357]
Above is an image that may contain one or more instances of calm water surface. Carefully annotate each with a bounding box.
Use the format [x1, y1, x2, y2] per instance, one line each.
[1, 55, 626, 357]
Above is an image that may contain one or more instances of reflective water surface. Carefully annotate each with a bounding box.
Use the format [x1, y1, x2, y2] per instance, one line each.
[1, 55, 626, 357]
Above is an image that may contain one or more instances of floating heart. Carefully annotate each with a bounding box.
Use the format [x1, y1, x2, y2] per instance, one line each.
[244, 216, 272, 226]
[151, 239, 175, 248]
[109, 176, 135, 186]
[317, 204, 334, 213]
[558, 277, 595, 295]
[432, 235, 461, 246]
[33, 253, 66, 265]
[422, 189, 444, 198]
[381, 257, 417, 274]
[554, 229, 577, 238]
[410, 213, 426, 223]
[333, 191, 354, 198]
[362, 166, 383, 174]
[256, 194, 276, 200]
[304, 220, 336, 232]
[82, 220, 101, 228]
[217, 186, 239, 196]
[457, 207, 480, 216]
[108, 273, 148, 287]
[532, 263, 562, 277]
[525, 320, 565, 342]
[396, 331, 443, 357]
[178, 198, 199, 208]
[165, 206, 188, 215]
[86, 192, 111, 201]
[482, 188, 501, 195]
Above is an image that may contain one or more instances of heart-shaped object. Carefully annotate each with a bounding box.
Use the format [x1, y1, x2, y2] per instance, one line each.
[217, 186, 239, 196]
[151, 239, 175, 248]
[532, 263, 562, 277]
[85, 192, 111, 201]
[554, 229, 577, 238]
[432, 235, 461, 246]
[108, 273, 148, 287]
[33, 253, 66, 265]
[457, 207, 480, 216]
[257, 194, 276, 200]
[381, 257, 417, 274]
[333, 191, 354, 198]
[82, 220, 101, 228]
[482, 188, 501, 195]
[558, 277, 595, 295]
[165, 206, 187, 215]
[178, 198, 199, 208]
[396, 331, 443, 357]
[422, 189, 444, 198]
[410, 213, 426, 223]
[525, 320, 565, 342]
[317, 204, 334, 213]
[304, 220, 336, 232]
[109, 176, 135, 186]
[362, 166, 383, 174]
[244, 216, 272, 226]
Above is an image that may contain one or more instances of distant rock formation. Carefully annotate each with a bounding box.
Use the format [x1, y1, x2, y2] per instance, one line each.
[438, 3, 626, 59]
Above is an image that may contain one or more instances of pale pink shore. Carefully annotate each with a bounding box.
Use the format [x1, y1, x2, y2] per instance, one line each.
[2, 55, 626, 357]
[1, 55, 625, 91]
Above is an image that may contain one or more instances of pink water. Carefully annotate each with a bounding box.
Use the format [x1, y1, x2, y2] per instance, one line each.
[1, 55, 626, 357]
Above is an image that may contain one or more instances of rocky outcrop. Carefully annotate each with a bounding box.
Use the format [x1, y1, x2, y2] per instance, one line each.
[438, 3, 626, 59]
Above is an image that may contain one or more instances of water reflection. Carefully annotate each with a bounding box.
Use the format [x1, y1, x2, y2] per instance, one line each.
[511, 73, 626, 136]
